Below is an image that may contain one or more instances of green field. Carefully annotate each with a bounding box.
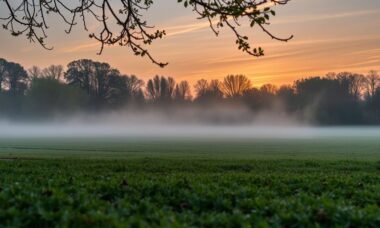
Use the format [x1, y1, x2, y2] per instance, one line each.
[1, 138, 380, 227]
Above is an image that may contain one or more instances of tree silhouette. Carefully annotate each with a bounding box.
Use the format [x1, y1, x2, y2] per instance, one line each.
[146, 76, 176, 103]
[294, 75, 365, 124]
[27, 77, 87, 117]
[0, 60, 29, 96]
[0, 59, 7, 93]
[146, 76, 161, 101]
[194, 79, 223, 102]
[174, 81, 192, 101]
[65, 59, 94, 96]
[106, 74, 144, 106]
[28, 66, 42, 79]
[41, 65, 64, 80]
[260, 84, 278, 95]
[65, 59, 128, 107]
[221, 75, 252, 98]
[161, 77, 176, 101]
[0, 0, 292, 66]
[194, 79, 209, 98]
[65, 59, 110, 98]
[3, 57, 380, 125]
[277, 85, 296, 111]
[370, 87, 380, 123]
[208, 80, 224, 99]
[336, 72, 365, 101]
[124, 75, 145, 99]
[241, 85, 278, 110]
[364, 70, 380, 99]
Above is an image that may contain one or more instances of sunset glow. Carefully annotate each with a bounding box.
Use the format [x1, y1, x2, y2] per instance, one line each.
[1, 0, 379, 86]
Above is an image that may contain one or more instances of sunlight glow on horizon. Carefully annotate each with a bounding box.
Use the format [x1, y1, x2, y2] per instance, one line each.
[0, 0, 379, 87]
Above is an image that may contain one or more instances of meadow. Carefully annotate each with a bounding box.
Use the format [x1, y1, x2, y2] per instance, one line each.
[0, 137, 380, 227]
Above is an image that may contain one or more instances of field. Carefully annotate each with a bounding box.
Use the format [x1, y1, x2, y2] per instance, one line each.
[1, 137, 380, 227]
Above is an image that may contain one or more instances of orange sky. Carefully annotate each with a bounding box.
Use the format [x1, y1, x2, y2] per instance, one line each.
[1, 0, 380, 87]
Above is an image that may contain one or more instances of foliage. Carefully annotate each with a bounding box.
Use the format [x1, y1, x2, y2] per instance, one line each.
[0, 152, 379, 227]
[26, 78, 88, 117]
[0, 58, 28, 95]
[0, 138, 379, 226]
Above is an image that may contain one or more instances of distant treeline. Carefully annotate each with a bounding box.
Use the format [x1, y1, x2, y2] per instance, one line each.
[1, 58, 380, 124]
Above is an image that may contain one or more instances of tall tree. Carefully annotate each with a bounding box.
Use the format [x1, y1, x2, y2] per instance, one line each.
[26, 77, 88, 117]
[93, 63, 115, 102]
[28, 66, 42, 79]
[65, 59, 116, 101]
[106, 74, 145, 106]
[146, 76, 176, 102]
[208, 80, 224, 99]
[41, 65, 64, 80]
[194, 79, 224, 102]
[0, 58, 7, 93]
[364, 70, 380, 99]
[4, 61, 29, 96]
[242, 85, 278, 110]
[146, 76, 161, 101]
[260, 84, 278, 95]
[65, 59, 95, 95]
[294, 75, 363, 124]
[276, 85, 296, 111]
[174, 81, 192, 101]
[126, 75, 145, 98]
[336, 72, 365, 101]
[194, 79, 209, 98]
[221, 75, 252, 98]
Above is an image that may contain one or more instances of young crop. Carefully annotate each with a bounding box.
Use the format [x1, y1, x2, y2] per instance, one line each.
[0, 159, 379, 227]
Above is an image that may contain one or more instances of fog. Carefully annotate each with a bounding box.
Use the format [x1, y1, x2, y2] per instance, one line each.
[1, 107, 380, 139]
[3, 123, 380, 139]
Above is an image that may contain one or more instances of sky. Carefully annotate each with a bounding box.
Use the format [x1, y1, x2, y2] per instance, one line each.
[0, 0, 380, 87]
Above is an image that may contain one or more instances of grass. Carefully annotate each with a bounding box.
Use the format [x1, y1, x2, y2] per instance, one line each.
[1, 137, 380, 160]
[0, 137, 380, 227]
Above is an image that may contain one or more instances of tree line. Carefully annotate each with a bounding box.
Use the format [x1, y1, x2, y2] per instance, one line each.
[1, 58, 380, 125]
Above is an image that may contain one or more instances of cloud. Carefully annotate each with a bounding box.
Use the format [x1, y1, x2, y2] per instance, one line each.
[263, 35, 380, 48]
[60, 42, 99, 53]
[164, 2, 276, 38]
[164, 8, 380, 38]
[272, 9, 380, 25]
[165, 21, 211, 37]
[58, 6, 380, 54]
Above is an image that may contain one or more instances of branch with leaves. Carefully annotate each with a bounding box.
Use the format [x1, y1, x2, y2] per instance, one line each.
[0, 0, 292, 67]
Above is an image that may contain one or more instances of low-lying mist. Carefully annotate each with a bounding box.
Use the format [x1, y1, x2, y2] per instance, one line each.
[1, 104, 379, 139]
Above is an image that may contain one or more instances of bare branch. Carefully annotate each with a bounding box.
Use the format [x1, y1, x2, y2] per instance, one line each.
[0, 0, 292, 66]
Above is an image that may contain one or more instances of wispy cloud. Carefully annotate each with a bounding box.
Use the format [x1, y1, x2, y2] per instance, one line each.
[60, 42, 99, 53]
[165, 8, 380, 38]
[164, 2, 276, 38]
[37, 0, 380, 85]
[60, 6, 380, 54]
[165, 21, 211, 37]
[201, 49, 306, 66]
[273, 9, 380, 25]
[262, 35, 380, 48]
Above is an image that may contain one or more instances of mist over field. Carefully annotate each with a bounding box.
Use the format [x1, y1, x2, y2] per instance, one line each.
[1, 106, 379, 139]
